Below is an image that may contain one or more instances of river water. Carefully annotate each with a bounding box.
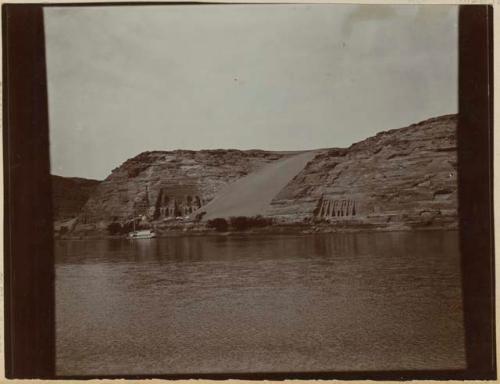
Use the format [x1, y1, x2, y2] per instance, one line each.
[55, 231, 465, 375]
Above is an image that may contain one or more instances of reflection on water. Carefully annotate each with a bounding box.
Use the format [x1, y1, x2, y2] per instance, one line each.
[56, 231, 465, 375]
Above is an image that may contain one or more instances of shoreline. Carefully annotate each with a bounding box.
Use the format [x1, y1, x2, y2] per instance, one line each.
[55, 224, 459, 240]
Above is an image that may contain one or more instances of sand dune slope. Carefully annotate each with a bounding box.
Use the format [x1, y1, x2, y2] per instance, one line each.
[199, 151, 317, 220]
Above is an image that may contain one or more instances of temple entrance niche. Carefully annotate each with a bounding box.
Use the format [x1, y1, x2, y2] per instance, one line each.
[315, 197, 357, 219]
[154, 184, 204, 219]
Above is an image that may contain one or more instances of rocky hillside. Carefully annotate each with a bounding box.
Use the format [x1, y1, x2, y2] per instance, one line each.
[52, 175, 100, 221]
[78, 150, 289, 227]
[267, 114, 458, 230]
[68, 114, 458, 233]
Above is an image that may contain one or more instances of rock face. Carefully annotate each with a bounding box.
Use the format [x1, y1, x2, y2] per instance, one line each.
[78, 150, 288, 226]
[51, 175, 100, 221]
[267, 114, 458, 230]
[72, 114, 458, 232]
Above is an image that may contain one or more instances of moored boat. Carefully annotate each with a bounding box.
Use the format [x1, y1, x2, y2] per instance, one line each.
[127, 229, 156, 239]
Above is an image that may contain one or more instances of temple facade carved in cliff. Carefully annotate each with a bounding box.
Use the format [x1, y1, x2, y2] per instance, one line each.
[315, 196, 357, 219]
[153, 185, 204, 219]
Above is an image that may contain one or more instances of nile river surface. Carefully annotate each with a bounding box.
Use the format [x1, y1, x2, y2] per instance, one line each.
[56, 231, 465, 375]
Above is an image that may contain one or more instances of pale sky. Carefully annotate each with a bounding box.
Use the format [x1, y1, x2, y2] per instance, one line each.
[44, 4, 458, 180]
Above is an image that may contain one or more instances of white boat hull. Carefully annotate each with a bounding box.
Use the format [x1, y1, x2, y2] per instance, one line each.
[128, 230, 156, 239]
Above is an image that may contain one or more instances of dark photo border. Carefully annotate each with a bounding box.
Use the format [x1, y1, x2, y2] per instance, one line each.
[2, 3, 496, 380]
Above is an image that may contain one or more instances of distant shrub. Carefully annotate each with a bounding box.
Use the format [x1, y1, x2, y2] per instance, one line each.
[250, 215, 274, 228]
[121, 221, 134, 234]
[207, 218, 228, 232]
[229, 215, 273, 231]
[107, 222, 122, 235]
[120, 220, 149, 234]
[229, 216, 249, 231]
[195, 211, 207, 222]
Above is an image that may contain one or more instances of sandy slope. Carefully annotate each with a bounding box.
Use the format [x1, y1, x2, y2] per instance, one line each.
[198, 151, 318, 220]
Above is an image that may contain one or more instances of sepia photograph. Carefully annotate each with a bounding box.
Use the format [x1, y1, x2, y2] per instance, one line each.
[2, 2, 496, 380]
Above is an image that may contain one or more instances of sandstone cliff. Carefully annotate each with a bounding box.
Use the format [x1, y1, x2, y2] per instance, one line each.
[78, 150, 288, 228]
[71, 114, 458, 232]
[52, 175, 100, 221]
[267, 114, 458, 230]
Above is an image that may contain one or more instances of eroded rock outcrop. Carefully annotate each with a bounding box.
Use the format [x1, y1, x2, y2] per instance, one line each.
[51, 175, 100, 221]
[78, 150, 287, 227]
[70, 114, 458, 232]
[267, 114, 458, 230]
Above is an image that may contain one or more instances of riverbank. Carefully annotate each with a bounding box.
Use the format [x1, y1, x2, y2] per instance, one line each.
[55, 221, 458, 240]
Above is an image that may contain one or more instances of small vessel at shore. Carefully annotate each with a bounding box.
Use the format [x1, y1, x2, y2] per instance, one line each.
[127, 229, 156, 239]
